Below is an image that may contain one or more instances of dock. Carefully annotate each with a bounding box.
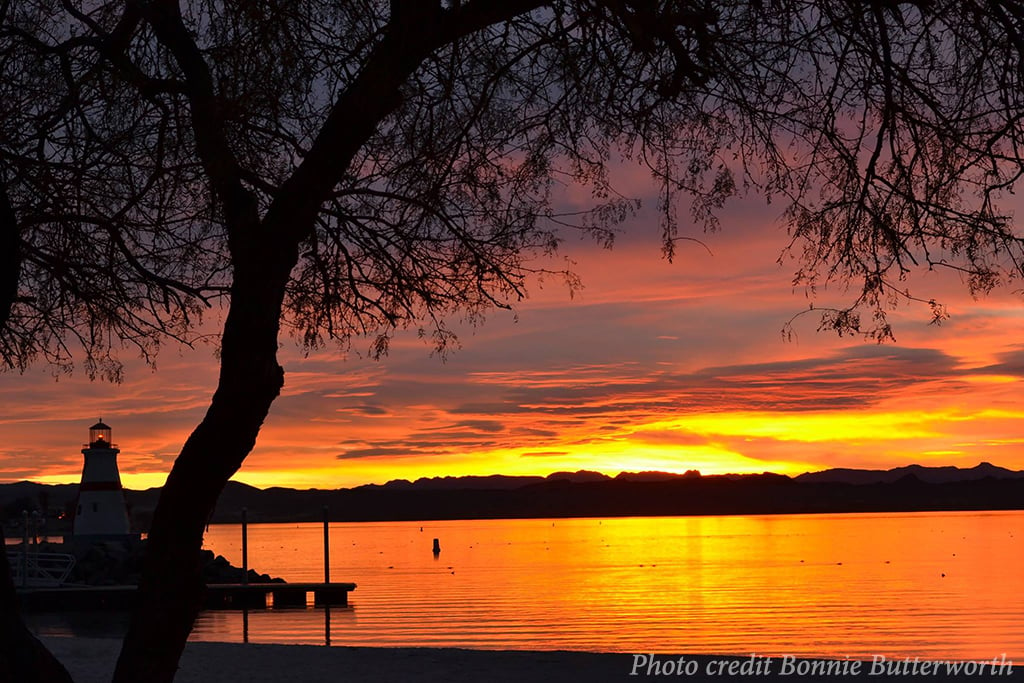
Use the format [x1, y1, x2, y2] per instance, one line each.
[16, 582, 356, 611]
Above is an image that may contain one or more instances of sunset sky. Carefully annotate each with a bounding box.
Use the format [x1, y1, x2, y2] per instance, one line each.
[4, 170, 1024, 491]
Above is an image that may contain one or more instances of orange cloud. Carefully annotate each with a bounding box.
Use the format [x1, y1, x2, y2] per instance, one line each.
[5, 195, 1024, 489]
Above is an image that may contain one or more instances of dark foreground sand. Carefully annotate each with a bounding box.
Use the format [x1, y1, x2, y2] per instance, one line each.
[42, 637, 1020, 683]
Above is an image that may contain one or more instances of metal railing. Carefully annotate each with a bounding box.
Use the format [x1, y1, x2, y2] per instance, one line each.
[6, 550, 76, 588]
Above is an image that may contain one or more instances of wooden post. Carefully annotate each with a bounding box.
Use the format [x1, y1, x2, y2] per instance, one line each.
[241, 507, 248, 586]
[324, 604, 331, 647]
[20, 510, 28, 588]
[322, 505, 330, 584]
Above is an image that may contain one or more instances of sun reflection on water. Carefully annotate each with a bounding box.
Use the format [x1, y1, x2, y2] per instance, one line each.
[179, 511, 1024, 658]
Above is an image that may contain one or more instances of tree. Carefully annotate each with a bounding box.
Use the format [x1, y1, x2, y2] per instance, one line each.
[0, 2, 203, 677]
[0, 2, 219, 379]
[2, 1, 1023, 681]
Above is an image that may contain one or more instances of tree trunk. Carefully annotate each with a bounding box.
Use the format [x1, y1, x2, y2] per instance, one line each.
[112, 246, 294, 683]
[0, 529, 77, 683]
[0, 183, 75, 683]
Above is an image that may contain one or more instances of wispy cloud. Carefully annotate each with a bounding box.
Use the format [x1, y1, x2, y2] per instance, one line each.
[5, 206, 1024, 488]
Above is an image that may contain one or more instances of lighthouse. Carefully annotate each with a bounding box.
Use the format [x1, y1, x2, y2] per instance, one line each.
[73, 420, 131, 538]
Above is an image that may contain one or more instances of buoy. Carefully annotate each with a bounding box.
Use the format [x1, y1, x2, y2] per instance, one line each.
[432, 538, 441, 554]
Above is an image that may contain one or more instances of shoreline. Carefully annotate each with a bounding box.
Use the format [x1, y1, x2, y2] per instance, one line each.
[8, 471, 1024, 528]
[43, 637, 1021, 682]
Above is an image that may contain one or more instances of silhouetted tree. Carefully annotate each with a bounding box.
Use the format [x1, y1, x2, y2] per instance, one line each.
[0, 496, 36, 522]
[0, 4, 219, 380]
[2, 1, 1024, 681]
[0, 3, 217, 678]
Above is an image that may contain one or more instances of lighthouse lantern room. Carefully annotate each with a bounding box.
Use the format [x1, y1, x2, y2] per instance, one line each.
[73, 420, 131, 539]
[89, 422, 112, 447]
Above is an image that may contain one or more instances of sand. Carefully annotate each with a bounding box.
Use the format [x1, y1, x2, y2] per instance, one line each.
[45, 638, 631, 682]
[42, 637, 1021, 682]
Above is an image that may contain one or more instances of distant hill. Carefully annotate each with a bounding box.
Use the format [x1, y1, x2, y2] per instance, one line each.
[0, 481, 79, 518]
[4, 463, 1024, 527]
[614, 470, 701, 482]
[374, 474, 548, 491]
[375, 470, 617, 490]
[795, 462, 1024, 485]
[0, 481, 78, 503]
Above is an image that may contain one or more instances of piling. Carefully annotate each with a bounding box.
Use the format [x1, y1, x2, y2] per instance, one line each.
[31, 511, 40, 546]
[20, 510, 28, 588]
[241, 507, 249, 586]
[323, 505, 330, 584]
[324, 605, 332, 647]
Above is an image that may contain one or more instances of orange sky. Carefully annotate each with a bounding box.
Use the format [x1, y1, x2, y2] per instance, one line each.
[4, 187, 1024, 491]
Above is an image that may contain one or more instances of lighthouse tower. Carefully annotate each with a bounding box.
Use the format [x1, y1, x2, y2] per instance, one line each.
[73, 420, 131, 538]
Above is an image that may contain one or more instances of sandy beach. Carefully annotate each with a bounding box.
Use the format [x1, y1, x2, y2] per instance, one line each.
[45, 638, 632, 682]
[42, 637, 1021, 683]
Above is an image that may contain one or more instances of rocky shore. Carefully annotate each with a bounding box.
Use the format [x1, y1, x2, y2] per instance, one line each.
[12, 540, 281, 586]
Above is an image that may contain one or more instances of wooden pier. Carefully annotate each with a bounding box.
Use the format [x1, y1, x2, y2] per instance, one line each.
[14, 505, 355, 614]
[16, 582, 356, 611]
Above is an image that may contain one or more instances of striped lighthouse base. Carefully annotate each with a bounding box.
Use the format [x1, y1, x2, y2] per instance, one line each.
[74, 488, 131, 537]
[73, 444, 132, 539]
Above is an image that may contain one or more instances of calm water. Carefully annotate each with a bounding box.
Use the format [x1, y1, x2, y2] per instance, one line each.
[29, 511, 1024, 658]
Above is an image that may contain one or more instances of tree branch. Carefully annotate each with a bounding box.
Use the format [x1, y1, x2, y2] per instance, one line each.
[263, 0, 549, 244]
[130, 0, 258, 237]
[0, 179, 19, 329]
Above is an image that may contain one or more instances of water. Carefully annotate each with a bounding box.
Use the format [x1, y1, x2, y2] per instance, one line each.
[28, 511, 1024, 658]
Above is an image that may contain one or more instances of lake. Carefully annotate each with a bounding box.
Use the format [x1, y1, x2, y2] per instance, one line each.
[29, 510, 1024, 658]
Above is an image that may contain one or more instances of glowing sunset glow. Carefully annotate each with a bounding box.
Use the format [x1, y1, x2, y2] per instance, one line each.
[5, 195, 1024, 490]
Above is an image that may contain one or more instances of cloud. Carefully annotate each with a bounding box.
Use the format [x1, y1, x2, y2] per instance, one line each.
[337, 447, 417, 460]
[350, 404, 389, 416]
[8, 213, 1024, 487]
[972, 347, 1024, 377]
[444, 419, 505, 433]
[308, 341, 979, 479]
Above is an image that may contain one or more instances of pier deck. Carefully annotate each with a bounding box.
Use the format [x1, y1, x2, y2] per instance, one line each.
[16, 582, 356, 610]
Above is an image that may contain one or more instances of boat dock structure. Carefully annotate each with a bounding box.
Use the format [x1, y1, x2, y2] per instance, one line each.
[8, 425, 358, 614]
[16, 581, 356, 610]
[9, 504, 356, 612]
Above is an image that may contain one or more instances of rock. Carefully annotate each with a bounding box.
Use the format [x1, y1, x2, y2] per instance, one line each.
[41, 539, 285, 586]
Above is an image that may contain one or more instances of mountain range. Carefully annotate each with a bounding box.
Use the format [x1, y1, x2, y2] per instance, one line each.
[2, 462, 1023, 527]
[793, 461, 1024, 484]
